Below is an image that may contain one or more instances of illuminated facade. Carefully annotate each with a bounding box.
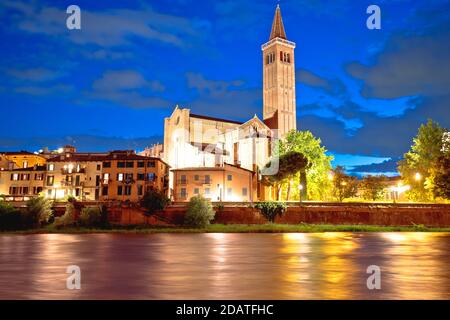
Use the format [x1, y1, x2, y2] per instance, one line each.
[0, 151, 46, 170]
[0, 165, 46, 200]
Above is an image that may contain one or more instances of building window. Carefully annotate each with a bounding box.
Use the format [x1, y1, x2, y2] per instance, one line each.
[137, 161, 145, 168]
[124, 186, 132, 196]
[227, 174, 232, 181]
[48, 164, 54, 171]
[103, 161, 111, 168]
[287, 53, 291, 63]
[148, 161, 156, 168]
[205, 175, 211, 184]
[126, 162, 134, 168]
[180, 188, 187, 198]
[46, 175, 54, 186]
[23, 161, 28, 168]
[194, 188, 199, 195]
[137, 185, 143, 196]
[22, 174, 30, 181]
[47, 189, 52, 197]
[137, 173, 145, 181]
[103, 173, 109, 184]
[147, 173, 156, 181]
[75, 175, 80, 186]
[96, 164, 101, 171]
[242, 188, 248, 196]
[125, 173, 133, 183]
[102, 186, 108, 196]
[117, 186, 123, 196]
[35, 173, 43, 180]
[117, 162, 125, 168]
[117, 173, 124, 182]
[23, 187, 29, 195]
[194, 175, 199, 181]
[227, 188, 232, 196]
[11, 173, 19, 181]
[204, 188, 210, 196]
[180, 175, 187, 184]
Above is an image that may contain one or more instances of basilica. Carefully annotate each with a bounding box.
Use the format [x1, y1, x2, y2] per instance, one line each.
[147, 5, 297, 202]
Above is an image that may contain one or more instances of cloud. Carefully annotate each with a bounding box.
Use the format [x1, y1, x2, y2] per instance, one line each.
[347, 158, 400, 175]
[185, 72, 261, 120]
[0, 134, 164, 152]
[1, 1, 211, 48]
[88, 70, 170, 109]
[346, 31, 450, 99]
[297, 69, 347, 97]
[14, 84, 74, 96]
[7, 67, 64, 82]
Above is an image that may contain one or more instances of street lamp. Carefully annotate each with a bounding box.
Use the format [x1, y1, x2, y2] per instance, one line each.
[414, 172, 422, 181]
[299, 184, 303, 204]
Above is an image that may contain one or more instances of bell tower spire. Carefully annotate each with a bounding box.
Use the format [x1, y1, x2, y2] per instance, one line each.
[262, 5, 297, 138]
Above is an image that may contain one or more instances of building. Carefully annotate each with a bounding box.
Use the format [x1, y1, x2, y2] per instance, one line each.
[0, 151, 46, 170]
[262, 4, 297, 138]
[0, 165, 46, 201]
[99, 150, 169, 202]
[165, 5, 295, 201]
[45, 152, 106, 201]
[172, 164, 257, 202]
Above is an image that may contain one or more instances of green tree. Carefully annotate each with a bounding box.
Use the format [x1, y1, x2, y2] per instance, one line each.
[254, 201, 286, 222]
[262, 151, 308, 200]
[432, 155, 450, 199]
[276, 130, 333, 200]
[24, 196, 53, 228]
[184, 195, 215, 228]
[332, 166, 358, 202]
[0, 201, 22, 230]
[398, 119, 446, 202]
[78, 206, 102, 227]
[360, 175, 387, 201]
[140, 189, 171, 215]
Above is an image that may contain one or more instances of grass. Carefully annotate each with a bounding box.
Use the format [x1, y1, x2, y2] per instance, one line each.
[2, 223, 450, 234]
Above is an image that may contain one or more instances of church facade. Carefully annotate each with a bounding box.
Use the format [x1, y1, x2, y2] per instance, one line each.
[161, 5, 297, 202]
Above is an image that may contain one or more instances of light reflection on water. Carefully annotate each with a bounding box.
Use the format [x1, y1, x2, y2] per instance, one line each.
[0, 232, 449, 299]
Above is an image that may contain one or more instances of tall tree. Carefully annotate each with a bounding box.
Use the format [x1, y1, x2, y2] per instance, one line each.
[276, 130, 333, 200]
[332, 166, 358, 202]
[398, 119, 446, 201]
[360, 175, 387, 201]
[432, 155, 450, 199]
[262, 151, 308, 201]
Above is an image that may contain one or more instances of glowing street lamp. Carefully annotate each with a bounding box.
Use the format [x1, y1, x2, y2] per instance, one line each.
[415, 172, 422, 181]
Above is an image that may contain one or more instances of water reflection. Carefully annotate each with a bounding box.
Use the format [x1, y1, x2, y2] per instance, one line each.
[0, 233, 449, 299]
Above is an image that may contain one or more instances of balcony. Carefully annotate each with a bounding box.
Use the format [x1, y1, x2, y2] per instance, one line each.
[61, 168, 85, 174]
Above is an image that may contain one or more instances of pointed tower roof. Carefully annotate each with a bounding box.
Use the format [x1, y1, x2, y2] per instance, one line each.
[269, 4, 287, 40]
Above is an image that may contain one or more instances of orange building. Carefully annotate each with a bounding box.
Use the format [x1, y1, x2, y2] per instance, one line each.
[0, 151, 46, 170]
[0, 165, 46, 201]
[100, 151, 169, 202]
[171, 163, 256, 202]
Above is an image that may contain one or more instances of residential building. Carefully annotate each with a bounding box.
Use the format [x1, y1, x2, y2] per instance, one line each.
[100, 150, 169, 202]
[172, 163, 256, 202]
[0, 165, 46, 201]
[0, 151, 46, 170]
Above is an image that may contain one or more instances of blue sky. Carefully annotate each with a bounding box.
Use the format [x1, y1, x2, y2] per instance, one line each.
[0, 0, 449, 175]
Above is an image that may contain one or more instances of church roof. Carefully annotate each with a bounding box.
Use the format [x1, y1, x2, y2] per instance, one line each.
[190, 113, 243, 125]
[269, 4, 287, 40]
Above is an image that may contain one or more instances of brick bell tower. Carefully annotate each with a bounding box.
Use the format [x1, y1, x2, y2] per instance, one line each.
[262, 4, 296, 138]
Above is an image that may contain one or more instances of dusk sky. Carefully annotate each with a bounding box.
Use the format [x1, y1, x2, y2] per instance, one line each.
[0, 0, 449, 175]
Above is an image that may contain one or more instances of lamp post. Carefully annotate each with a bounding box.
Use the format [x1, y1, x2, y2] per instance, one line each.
[299, 184, 303, 204]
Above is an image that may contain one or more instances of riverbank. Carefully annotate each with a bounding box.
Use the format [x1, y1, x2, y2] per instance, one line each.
[3, 223, 450, 234]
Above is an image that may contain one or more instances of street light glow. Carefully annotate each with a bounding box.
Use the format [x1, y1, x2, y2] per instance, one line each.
[415, 172, 422, 181]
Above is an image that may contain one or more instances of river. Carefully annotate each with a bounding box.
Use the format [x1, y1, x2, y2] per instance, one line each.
[0, 233, 449, 299]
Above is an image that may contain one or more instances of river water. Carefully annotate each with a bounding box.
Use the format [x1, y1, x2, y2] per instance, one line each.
[0, 233, 449, 299]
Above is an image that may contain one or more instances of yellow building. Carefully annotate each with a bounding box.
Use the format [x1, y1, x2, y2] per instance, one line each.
[0, 151, 46, 170]
[172, 164, 256, 202]
[0, 166, 46, 201]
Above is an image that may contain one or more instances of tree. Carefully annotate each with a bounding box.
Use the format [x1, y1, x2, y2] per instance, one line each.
[332, 166, 358, 202]
[0, 201, 21, 230]
[24, 196, 53, 228]
[276, 130, 334, 200]
[254, 202, 286, 222]
[78, 206, 103, 227]
[140, 189, 171, 215]
[398, 119, 446, 202]
[360, 175, 387, 201]
[432, 155, 450, 199]
[262, 151, 308, 200]
[184, 196, 215, 228]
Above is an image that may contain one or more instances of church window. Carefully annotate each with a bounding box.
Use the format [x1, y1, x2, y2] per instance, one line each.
[280, 51, 283, 61]
[287, 53, 291, 63]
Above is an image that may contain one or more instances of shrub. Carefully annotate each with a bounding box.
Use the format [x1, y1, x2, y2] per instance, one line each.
[23, 196, 53, 228]
[140, 189, 171, 215]
[184, 196, 215, 228]
[0, 201, 22, 230]
[214, 202, 225, 212]
[254, 201, 287, 222]
[78, 206, 102, 227]
[53, 203, 75, 228]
